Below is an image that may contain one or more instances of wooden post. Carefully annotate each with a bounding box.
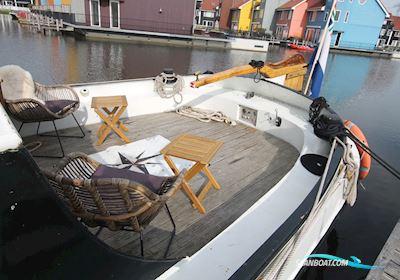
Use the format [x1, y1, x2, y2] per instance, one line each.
[37, 15, 41, 31]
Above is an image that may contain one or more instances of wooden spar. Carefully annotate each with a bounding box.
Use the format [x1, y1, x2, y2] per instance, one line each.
[190, 54, 308, 92]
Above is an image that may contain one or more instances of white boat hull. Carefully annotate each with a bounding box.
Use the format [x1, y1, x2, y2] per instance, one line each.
[0, 75, 360, 280]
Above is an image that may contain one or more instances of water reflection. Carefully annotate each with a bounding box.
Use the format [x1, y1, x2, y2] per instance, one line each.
[322, 54, 372, 105]
[0, 14, 309, 84]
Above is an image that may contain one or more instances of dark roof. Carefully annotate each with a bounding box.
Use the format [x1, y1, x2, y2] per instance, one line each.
[277, 0, 306, 10]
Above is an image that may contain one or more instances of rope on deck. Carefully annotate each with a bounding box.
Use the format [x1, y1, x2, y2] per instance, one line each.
[176, 106, 236, 126]
[154, 72, 184, 104]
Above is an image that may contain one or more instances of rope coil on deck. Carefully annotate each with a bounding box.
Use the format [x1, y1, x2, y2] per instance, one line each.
[154, 72, 184, 104]
[176, 106, 237, 126]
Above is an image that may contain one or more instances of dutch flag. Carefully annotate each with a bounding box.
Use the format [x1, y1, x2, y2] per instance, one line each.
[308, 4, 336, 99]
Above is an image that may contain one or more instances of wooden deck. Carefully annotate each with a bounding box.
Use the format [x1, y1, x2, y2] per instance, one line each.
[29, 112, 299, 259]
[367, 220, 400, 280]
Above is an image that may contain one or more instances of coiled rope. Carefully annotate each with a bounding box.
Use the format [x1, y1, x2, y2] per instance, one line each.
[176, 106, 237, 126]
[154, 72, 184, 104]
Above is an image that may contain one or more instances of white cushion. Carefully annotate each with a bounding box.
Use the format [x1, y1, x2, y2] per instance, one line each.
[0, 65, 40, 103]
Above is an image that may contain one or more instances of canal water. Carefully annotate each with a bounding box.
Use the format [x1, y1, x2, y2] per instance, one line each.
[1, 14, 399, 279]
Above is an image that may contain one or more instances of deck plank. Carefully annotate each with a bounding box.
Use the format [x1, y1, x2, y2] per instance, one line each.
[30, 112, 299, 258]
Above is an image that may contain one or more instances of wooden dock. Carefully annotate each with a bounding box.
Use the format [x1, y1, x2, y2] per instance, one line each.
[20, 13, 73, 33]
[367, 219, 400, 280]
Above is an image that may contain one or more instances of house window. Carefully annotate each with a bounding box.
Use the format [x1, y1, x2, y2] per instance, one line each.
[202, 20, 214, 27]
[376, 38, 385, 46]
[288, 10, 292, 20]
[110, 0, 120, 28]
[90, 0, 100, 26]
[358, 0, 367, 4]
[324, 12, 329, 21]
[308, 12, 316, 22]
[334, 10, 341, 22]
[387, 30, 392, 37]
[309, 11, 317, 22]
[314, 28, 321, 42]
[279, 11, 284, 20]
[395, 31, 400, 37]
[231, 10, 240, 22]
[344, 11, 350, 23]
[380, 29, 386, 36]
[203, 11, 215, 18]
[232, 22, 238, 30]
[311, 11, 317, 22]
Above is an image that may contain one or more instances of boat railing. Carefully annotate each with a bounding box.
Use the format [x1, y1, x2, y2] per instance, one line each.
[311, 136, 355, 212]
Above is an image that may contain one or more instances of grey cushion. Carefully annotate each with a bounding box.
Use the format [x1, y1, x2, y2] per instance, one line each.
[91, 165, 167, 194]
[45, 100, 78, 114]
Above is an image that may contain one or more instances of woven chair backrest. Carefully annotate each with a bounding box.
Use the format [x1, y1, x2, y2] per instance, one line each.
[47, 156, 162, 231]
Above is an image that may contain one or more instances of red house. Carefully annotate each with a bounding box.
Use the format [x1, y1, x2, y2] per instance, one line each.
[275, 0, 321, 39]
[85, 0, 196, 35]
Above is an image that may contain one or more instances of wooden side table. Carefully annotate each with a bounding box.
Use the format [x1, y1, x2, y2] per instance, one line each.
[91, 95, 130, 145]
[161, 134, 223, 214]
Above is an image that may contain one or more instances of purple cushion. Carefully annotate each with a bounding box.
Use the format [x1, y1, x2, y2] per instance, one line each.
[91, 165, 166, 194]
[45, 100, 77, 114]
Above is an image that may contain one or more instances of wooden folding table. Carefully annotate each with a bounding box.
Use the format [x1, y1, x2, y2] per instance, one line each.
[161, 134, 223, 214]
[91, 95, 130, 145]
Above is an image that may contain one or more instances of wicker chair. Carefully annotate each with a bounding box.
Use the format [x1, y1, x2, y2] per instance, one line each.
[41, 152, 185, 258]
[0, 80, 85, 158]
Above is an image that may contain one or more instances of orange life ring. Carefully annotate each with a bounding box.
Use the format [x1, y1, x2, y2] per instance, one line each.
[344, 120, 371, 180]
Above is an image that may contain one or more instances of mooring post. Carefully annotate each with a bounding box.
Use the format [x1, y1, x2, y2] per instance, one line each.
[37, 16, 41, 32]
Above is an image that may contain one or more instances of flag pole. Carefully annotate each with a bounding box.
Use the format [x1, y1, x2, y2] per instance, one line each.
[303, 0, 337, 96]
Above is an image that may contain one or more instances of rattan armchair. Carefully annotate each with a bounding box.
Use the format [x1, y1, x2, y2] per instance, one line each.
[0, 80, 85, 158]
[41, 152, 185, 258]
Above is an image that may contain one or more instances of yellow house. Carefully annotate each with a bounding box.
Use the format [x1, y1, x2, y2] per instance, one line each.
[230, 0, 261, 32]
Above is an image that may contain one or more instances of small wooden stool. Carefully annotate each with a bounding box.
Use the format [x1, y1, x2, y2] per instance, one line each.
[161, 134, 223, 214]
[91, 95, 130, 145]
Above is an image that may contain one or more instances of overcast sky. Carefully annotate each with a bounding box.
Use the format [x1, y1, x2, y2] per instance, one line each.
[382, 0, 400, 15]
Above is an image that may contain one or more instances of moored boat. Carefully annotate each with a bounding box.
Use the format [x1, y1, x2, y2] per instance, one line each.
[288, 43, 315, 52]
[0, 55, 364, 279]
